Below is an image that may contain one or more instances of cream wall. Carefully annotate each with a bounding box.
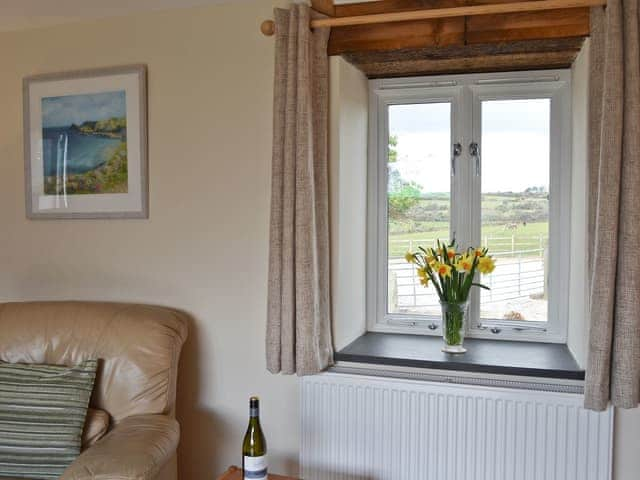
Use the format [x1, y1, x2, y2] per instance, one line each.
[568, 39, 589, 367]
[329, 57, 368, 351]
[614, 408, 640, 480]
[0, 2, 300, 478]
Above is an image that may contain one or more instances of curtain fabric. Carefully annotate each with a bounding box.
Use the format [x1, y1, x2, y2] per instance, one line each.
[266, 5, 333, 376]
[586, 2, 640, 410]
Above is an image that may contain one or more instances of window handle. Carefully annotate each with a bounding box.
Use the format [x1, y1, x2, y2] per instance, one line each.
[470, 142, 481, 176]
[451, 142, 462, 176]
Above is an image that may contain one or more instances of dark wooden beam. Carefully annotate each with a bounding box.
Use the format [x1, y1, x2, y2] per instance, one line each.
[466, 7, 590, 43]
[311, 0, 336, 16]
[327, 0, 590, 55]
[328, 18, 465, 55]
[330, 0, 465, 55]
[334, 0, 466, 16]
[342, 37, 584, 77]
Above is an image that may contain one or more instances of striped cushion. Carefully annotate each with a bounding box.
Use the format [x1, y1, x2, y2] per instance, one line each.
[0, 360, 98, 479]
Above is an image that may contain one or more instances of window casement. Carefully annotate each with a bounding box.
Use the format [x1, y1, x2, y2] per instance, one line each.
[367, 70, 572, 343]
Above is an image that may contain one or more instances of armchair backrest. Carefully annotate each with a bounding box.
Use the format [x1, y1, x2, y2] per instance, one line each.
[0, 301, 188, 424]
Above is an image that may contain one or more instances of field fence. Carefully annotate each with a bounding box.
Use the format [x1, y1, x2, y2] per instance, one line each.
[390, 235, 548, 311]
[394, 234, 547, 258]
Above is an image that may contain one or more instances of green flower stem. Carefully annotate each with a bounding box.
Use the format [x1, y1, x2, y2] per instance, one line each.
[442, 302, 466, 346]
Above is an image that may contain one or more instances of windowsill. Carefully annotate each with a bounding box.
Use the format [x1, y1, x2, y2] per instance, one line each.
[334, 332, 585, 380]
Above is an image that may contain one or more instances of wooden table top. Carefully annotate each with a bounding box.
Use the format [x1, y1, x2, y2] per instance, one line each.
[217, 466, 300, 480]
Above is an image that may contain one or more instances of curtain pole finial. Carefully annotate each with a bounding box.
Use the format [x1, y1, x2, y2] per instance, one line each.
[261, 20, 275, 36]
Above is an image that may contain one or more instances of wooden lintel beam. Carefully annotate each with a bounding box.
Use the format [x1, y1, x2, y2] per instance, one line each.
[313, 0, 602, 28]
[311, 0, 336, 16]
[335, 0, 467, 16]
[329, 17, 465, 55]
[328, 0, 590, 55]
[466, 7, 590, 43]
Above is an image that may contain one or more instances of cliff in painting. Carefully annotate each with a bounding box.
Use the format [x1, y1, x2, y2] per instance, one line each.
[42, 90, 128, 195]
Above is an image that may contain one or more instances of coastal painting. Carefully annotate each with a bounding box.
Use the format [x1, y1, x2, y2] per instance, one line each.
[24, 65, 148, 219]
[42, 91, 128, 195]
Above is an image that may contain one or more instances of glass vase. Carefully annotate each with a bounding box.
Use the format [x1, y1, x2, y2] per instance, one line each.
[440, 300, 469, 353]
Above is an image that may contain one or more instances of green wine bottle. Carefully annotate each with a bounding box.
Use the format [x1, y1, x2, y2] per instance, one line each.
[242, 396, 267, 480]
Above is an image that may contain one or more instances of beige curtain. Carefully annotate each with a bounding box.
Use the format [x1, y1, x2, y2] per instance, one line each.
[586, 2, 640, 410]
[266, 4, 333, 376]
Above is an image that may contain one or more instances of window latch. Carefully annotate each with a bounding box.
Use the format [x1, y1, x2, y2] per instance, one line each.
[469, 142, 481, 176]
[451, 143, 462, 176]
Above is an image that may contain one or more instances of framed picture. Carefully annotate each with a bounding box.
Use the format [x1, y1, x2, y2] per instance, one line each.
[23, 65, 148, 219]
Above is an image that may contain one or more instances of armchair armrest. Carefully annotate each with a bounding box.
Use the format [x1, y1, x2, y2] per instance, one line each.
[62, 414, 180, 480]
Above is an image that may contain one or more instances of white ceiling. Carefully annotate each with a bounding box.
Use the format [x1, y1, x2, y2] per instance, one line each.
[0, 0, 243, 32]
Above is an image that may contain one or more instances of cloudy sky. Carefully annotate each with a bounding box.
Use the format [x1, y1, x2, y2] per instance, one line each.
[389, 99, 550, 194]
[42, 90, 126, 128]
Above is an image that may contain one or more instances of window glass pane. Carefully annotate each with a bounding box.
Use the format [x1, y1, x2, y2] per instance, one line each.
[387, 103, 451, 316]
[480, 99, 550, 323]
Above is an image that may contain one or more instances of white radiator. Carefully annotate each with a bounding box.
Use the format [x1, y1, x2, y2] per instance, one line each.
[301, 372, 613, 480]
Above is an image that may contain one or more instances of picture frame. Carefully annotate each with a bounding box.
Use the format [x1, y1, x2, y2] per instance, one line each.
[23, 64, 148, 219]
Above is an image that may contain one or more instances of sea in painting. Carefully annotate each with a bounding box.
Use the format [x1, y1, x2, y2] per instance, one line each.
[42, 90, 128, 195]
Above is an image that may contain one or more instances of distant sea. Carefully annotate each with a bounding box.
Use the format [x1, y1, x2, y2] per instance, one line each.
[42, 126, 121, 176]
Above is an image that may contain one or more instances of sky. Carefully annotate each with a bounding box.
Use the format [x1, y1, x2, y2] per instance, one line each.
[42, 90, 126, 128]
[389, 99, 550, 193]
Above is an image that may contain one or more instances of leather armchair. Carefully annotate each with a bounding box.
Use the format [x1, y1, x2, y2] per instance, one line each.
[0, 301, 188, 480]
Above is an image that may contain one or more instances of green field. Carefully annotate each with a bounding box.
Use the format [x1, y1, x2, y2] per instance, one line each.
[389, 222, 548, 257]
[389, 193, 549, 257]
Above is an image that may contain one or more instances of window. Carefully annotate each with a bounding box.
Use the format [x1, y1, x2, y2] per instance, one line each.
[367, 71, 571, 342]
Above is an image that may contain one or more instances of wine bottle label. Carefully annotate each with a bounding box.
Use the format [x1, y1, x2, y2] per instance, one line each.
[243, 455, 267, 480]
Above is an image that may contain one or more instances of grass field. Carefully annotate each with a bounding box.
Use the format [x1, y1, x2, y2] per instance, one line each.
[388, 192, 549, 257]
[389, 222, 548, 257]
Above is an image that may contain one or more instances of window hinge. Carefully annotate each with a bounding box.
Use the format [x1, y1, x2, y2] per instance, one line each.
[477, 322, 548, 333]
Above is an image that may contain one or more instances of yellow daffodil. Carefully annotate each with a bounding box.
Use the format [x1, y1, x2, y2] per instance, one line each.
[478, 256, 496, 274]
[434, 262, 452, 278]
[455, 254, 474, 273]
[404, 240, 494, 298]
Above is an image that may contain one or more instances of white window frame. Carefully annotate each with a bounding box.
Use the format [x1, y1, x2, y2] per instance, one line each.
[367, 70, 572, 343]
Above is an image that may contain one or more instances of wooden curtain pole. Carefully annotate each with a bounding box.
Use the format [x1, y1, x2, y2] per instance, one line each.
[260, 0, 606, 36]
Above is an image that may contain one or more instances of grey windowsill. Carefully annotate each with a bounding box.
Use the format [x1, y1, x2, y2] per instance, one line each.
[334, 332, 585, 380]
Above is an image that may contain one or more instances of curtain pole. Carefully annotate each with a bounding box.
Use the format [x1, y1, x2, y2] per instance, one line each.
[260, 0, 606, 36]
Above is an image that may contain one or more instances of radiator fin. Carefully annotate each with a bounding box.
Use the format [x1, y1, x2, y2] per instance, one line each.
[301, 373, 613, 480]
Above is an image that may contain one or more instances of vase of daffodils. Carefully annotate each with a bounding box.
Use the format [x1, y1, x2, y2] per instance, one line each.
[405, 240, 496, 353]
